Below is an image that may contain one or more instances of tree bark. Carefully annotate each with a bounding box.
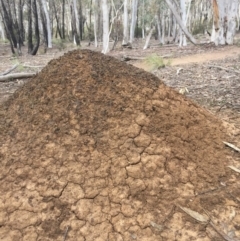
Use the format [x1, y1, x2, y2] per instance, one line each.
[27, 0, 33, 53]
[212, 0, 238, 45]
[72, 0, 80, 45]
[52, 0, 62, 39]
[143, 25, 155, 50]
[102, 0, 109, 54]
[62, 0, 65, 39]
[18, 0, 25, 43]
[41, 0, 52, 48]
[31, 0, 40, 55]
[122, 0, 128, 45]
[129, 0, 138, 43]
[93, 0, 98, 47]
[0, 13, 5, 40]
[179, 0, 187, 46]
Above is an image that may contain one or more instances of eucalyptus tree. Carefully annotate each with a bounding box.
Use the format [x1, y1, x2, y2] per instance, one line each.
[101, 0, 109, 53]
[0, 0, 25, 54]
[122, 0, 129, 45]
[0, 14, 5, 40]
[129, 0, 138, 43]
[93, 0, 99, 47]
[27, 0, 40, 55]
[164, 0, 197, 44]
[41, 0, 52, 48]
[212, 0, 239, 45]
[72, 0, 80, 45]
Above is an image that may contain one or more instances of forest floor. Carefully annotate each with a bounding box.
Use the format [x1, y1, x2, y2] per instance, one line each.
[0, 37, 240, 240]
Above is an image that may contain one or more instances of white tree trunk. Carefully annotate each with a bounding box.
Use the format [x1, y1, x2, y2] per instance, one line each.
[142, 0, 145, 38]
[93, 0, 98, 47]
[226, 0, 238, 44]
[161, 12, 165, 44]
[0, 16, 5, 40]
[164, 0, 197, 45]
[143, 26, 154, 50]
[167, 11, 171, 40]
[212, 0, 238, 45]
[102, 0, 109, 54]
[129, 0, 138, 43]
[180, 0, 187, 46]
[72, 0, 80, 41]
[122, 0, 129, 45]
[156, 14, 161, 42]
[41, 0, 52, 48]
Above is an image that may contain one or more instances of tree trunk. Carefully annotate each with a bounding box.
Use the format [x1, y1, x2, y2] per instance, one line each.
[27, 0, 33, 53]
[0, 0, 17, 50]
[41, 0, 52, 48]
[122, 0, 128, 45]
[40, 1, 48, 50]
[52, 1, 62, 39]
[142, 0, 145, 38]
[0, 13, 5, 40]
[62, 0, 65, 39]
[212, 0, 238, 45]
[129, 0, 138, 43]
[102, 0, 109, 54]
[164, 0, 197, 45]
[0, 7, 15, 53]
[156, 13, 161, 42]
[143, 25, 154, 50]
[72, 0, 80, 45]
[160, 11, 165, 44]
[93, 0, 98, 47]
[31, 0, 40, 55]
[180, 0, 187, 46]
[226, 0, 238, 44]
[18, 0, 24, 43]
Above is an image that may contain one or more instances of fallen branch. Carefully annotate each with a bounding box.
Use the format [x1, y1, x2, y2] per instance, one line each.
[122, 54, 172, 62]
[0, 73, 36, 82]
[23, 64, 45, 68]
[206, 65, 240, 74]
[122, 55, 145, 61]
[0, 64, 19, 76]
[223, 141, 240, 152]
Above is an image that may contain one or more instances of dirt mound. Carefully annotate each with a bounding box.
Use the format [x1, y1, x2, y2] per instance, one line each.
[0, 50, 235, 240]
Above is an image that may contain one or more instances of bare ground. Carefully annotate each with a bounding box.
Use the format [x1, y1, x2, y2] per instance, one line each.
[0, 40, 240, 241]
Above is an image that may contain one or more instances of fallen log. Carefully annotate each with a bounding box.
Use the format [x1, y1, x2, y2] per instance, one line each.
[0, 73, 36, 82]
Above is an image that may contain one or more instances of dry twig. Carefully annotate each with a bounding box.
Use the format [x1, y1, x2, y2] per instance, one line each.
[0, 64, 19, 76]
[223, 141, 240, 152]
[63, 226, 69, 241]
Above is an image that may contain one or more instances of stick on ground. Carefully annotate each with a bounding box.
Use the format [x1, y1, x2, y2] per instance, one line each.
[0, 73, 36, 82]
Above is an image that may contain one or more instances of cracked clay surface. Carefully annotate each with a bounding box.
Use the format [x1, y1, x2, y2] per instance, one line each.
[0, 50, 239, 240]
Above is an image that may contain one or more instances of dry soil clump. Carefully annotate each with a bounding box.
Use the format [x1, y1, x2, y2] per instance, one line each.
[0, 50, 237, 240]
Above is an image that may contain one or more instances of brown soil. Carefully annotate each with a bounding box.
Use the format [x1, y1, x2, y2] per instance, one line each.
[0, 49, 239, 241]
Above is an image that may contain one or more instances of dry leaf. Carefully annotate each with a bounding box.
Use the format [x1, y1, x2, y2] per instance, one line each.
[178, 205, 209, 223]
